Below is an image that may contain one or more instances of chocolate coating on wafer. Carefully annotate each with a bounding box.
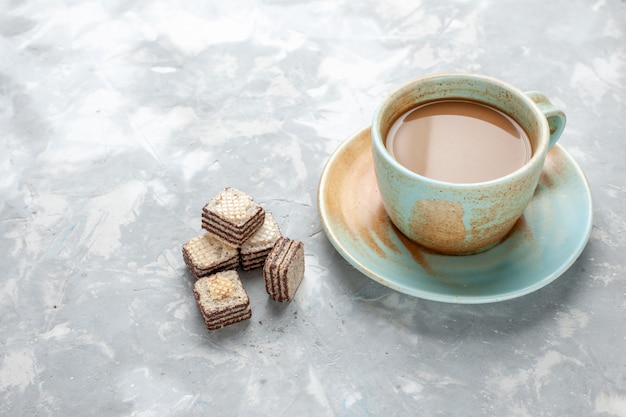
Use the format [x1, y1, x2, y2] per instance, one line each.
[240, 213, 282, 270]
[182, 233, 239, 280]
[263, 237, 305, 302]
[202, 187, 265, 247]
[193, 270, 252, 330]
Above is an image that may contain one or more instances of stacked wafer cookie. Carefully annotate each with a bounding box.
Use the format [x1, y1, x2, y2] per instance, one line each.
[182, 233, 239, 280]
[263, 237, 305, 302]
[240, 213, 282, 271]
[182, 187, 305, 331]
[193, 271, 252, 330]
[201, 188, 265, 247]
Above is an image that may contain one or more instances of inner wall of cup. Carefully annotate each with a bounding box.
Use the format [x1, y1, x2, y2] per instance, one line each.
[378, 77, 543, 157]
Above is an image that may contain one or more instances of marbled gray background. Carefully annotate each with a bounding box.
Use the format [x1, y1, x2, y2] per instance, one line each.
[1, 0, 625, 416]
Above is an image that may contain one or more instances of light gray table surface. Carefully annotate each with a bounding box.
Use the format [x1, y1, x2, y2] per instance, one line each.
[2, 0, 626, 416]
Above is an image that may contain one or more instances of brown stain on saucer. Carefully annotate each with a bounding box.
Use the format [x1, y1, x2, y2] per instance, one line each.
[539, 170, 554, 190]
[522, 148, 569, 246]
[536, 145, 567, 195]
[323, 128, 433, 272]
[322, 128, 546, 281]
[323, 129, 400, 259]
[392, 225, 436, 275]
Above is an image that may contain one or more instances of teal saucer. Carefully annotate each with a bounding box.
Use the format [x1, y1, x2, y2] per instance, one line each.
[317, 127, 593, 303]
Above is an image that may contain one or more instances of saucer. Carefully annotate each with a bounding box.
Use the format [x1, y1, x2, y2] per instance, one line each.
[317, 127, 593, 303]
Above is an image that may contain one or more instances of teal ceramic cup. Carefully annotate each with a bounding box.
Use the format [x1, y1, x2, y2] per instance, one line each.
[371, 73, 566, 254]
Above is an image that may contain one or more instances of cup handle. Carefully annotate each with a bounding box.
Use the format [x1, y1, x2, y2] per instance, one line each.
[525, 91, 566, 150]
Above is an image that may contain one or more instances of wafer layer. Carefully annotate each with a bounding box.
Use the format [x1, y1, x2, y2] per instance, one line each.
[263, 237, 305, 302]
[240, 213, 282, 270]
[202, 187, 265, 247]
[193, 271, 251, 330]
[201, 305, 252, 330]
[182, 233, 239, 280]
